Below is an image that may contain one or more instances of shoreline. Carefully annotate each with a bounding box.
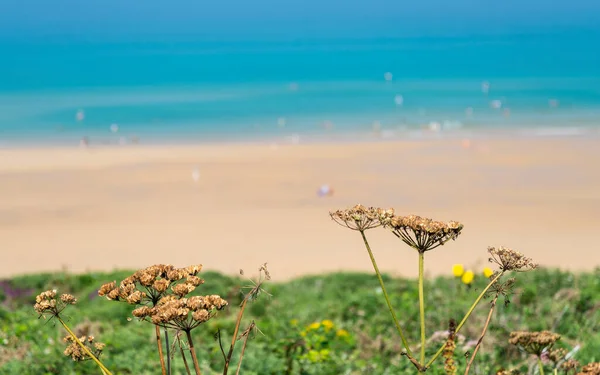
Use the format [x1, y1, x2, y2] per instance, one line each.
[1, 124, 600, 151]
[1, 135, 599, 280]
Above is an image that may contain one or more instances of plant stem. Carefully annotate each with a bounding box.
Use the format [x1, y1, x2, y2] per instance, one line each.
[223, 297, 249, 375]
[186, 330, 202, 375]
[360, 231, 413, 357]
[418, 252, 426, 368]
[538, 357, 545, 375]
[164, 327, 171, 375]
[464, 296, 498, 375]
[235, 323, 254, 375]
[177, 333, 192, 375]
[426, 272, 504, 369]
[155, 325, 168, 375]
[58, 317, 113, 375]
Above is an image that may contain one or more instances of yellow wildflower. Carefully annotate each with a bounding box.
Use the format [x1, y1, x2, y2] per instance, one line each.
[461, 270, 474, 285]
[321, 319, 334, 331]
[336, 329, 349, 338]
[452, 264, 464, 277]
[290, 319, 298, 326]
[483, 267, 494, 278]
[309, 322, 321, 330]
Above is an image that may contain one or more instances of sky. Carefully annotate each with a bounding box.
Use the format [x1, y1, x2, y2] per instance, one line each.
[1, 0, 600, 40]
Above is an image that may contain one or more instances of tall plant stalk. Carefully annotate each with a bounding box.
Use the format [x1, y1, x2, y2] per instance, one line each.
[58, 317, 113, 375]
[426, 272, 504, 368]
[155, 325, 168, 375]
[464, 296, 499, 375]
[418, 252, 426, 368]
[360, 231, 413, 357]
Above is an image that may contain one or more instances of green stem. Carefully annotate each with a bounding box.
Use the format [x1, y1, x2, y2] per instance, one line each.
[418, 252, 426, 368]
[538, 357, 545, 375]
[360, 231, 413, 357]
[58, 317, 113, 375]
[425, 272, 504, 369]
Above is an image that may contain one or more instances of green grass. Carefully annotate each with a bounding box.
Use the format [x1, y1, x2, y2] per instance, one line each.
[1, 267, 598, 374]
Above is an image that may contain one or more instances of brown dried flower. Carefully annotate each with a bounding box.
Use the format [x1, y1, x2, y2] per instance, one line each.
[488, 247, 537, 272]
[330, 204, 394, 232]
[33, 290, 77, 317]
[561, 359, 581, 373]
[150, 294, 228, 330]
[386, 214, 463, 252]
[509, 331, 561, 356]
[98, 282, 116, 297]
[547, 348, 568, 363]
[578, 362, 600, 375]
[63, 335, 105, 362]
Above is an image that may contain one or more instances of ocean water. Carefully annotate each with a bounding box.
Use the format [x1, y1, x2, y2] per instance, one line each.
[1, 31, 600, 146]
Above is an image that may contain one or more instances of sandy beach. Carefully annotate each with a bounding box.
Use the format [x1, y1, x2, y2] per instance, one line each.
[1, 136, 599, 280]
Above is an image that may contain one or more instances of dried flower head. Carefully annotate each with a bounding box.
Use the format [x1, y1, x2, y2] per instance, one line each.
[488, 247, 537, 272]
[509, 331, 561, 356]
[578, 362, 600, 375]
[63, 334, 105, 362]
[387, 215, 463, 252]
[330, 204, 394, 232]
[33, 290, 77, 318]
[560, 359, 580, 373]
[150, 294, 228, 330]
[547, 348, 568, 363]
[98, 263, 205, 307]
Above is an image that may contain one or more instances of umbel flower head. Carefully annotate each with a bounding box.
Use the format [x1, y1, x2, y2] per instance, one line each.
[386, 214, 463, 253]
[98, 263, 204, 306]
[33, 290, 77, 318]
[509, 330, 561, 356]
[330, 204, 395, 232]
[132, 294, 228, 331]
[63, 335, 105, 362]
[488, 247, 537, 272]
[578, 362, 600, 375]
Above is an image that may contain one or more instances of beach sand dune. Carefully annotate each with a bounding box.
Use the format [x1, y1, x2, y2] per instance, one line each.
[1, 137, 599, 280]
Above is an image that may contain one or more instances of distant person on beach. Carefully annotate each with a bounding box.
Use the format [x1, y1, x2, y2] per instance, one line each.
[317, 184, 334, 197]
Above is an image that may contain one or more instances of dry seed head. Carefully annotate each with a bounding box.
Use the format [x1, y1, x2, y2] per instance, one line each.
[509, 331, 561, 356]
[192, 309, 210, 322]
[62, 334, 104, 362]
[98, 282, 116, 297]
[60, 294, 77, 305]
[35, 289, 57, 303]
[106, 288, 121, 301]
[126, 290, 146, 305]
[560, 359, 580, 372]
[387, 214, 463, 252]
[153, 278, 170, 293]
[186, 275, 204, 287]
[547, 348, 568, 363]
[329, 204, 392, 232]
[185, 264, 203, 275]
[132, 306, 154, 318]
[172, 282, 196, 297]
[579, 362, 600, 375]
[33, 290, 75, 317]
[118, 283, 136, 299]
[488, 247, 537, 272]
[167, 268, 187, 282]
[137, 271, 156, 287]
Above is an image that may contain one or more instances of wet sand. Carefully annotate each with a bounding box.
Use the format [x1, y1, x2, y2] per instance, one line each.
[1, 136, 599, 280]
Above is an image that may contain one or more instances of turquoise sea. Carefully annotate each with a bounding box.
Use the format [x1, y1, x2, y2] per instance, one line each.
[1, 31, 600, 146]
